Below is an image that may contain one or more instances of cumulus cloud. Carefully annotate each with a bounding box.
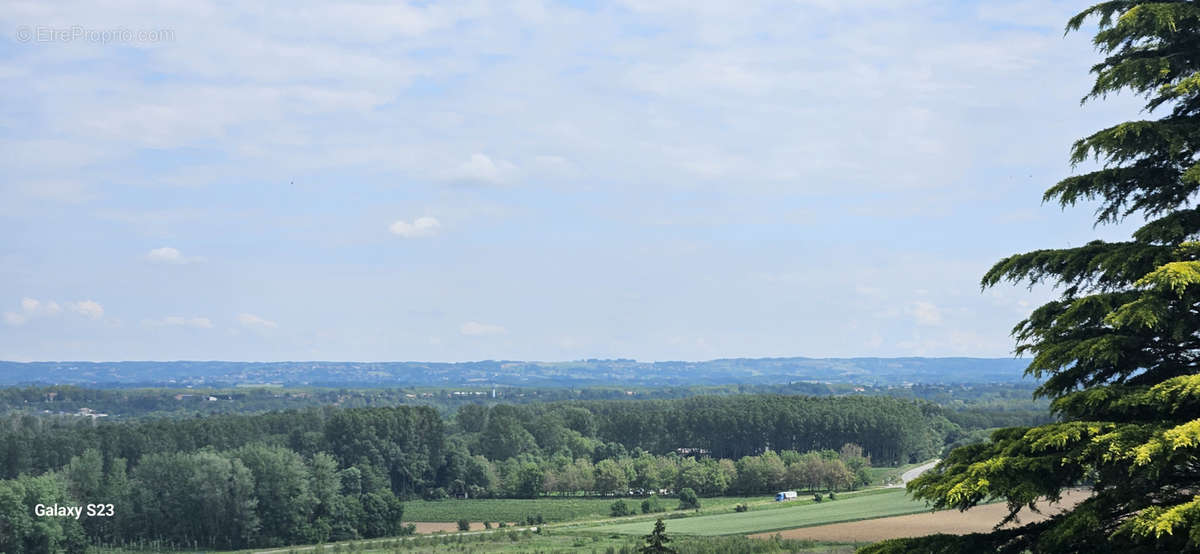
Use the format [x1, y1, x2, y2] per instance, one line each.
[69, 300, 105, 320]
[146, 247, 204, 264]
[3, 297, 98, 325]
[908, 301, 943, 326]
[238, 313, 278, 329]
[143, 316, 214, 329]
[388, 216, 441, 238]
[460, 321, 507, 336]
[22, 298, 62, 316]
[443, 154, 516, 185]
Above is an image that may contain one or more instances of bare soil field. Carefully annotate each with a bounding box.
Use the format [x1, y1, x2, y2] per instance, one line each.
[410, 521, 512, 533]
[750, 489, 1089, 543]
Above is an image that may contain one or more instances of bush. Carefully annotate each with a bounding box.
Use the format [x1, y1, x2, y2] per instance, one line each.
[678, 487, 700, 510]
[483, 521, 492, 529]
[456, 519, 470, 531]
[610, 499, 632, 517]
[734, 503, 749, 512]
[498, 522, 508, 528]
[641, 497, 665, 514]
[813, 493, 823, 503]
[828, 491, 837, 500]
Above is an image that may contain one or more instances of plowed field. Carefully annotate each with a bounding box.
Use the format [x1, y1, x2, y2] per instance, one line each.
[749, 489, 1089, 543]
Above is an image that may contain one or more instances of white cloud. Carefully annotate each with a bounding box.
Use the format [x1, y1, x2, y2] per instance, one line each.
[146, 246, 204, 264]
[460, 321, 507, 336]
[4, 297, 87, 325]
[908, 301, 943, 326]
[69, 300, 105, 320]
[238, 313, 278, 329]
[388, 216, 441, 238]
[144, 316, 214, 329]
[443, 154, 516, 185]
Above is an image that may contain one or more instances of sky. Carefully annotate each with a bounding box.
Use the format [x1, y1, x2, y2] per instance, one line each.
[0, 0, 1153, 362]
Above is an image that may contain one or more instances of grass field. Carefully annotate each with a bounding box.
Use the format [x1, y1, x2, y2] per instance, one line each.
[211, 533, 859, 553]
[400, 459, 932, 525]
[402, 494, 770, 523]
[576, 488, 932, 536]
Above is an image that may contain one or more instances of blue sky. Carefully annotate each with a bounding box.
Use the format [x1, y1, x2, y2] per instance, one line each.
[0, 1, 1149, 362]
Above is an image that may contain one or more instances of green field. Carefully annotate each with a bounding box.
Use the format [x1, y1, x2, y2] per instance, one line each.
[577, 489, 931, 536]
[400, 460, 929, 524]
[402, 495, 770, 523]
[202, 532, 859, 553]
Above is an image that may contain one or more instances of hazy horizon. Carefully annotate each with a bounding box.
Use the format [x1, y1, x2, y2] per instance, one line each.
[0, 354, 1031, 364]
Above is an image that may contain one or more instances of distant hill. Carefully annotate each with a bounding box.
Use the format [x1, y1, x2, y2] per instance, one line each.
[0, 357, 1032, 388]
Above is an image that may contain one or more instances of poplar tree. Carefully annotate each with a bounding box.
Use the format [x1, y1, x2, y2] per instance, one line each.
[866, 2, 1200, 552]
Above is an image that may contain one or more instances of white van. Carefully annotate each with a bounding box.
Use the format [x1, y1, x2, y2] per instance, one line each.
[774, 491, 798, 501]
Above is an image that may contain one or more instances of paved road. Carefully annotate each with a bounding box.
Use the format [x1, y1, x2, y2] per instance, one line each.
[885, 459, 940, 488]
[900, 459, 940, 485]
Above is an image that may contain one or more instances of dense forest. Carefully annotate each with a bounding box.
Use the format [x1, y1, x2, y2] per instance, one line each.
[0, 394, 1050, 551]
[0, 382, 1048, 419]
[0, 395, 1045, 479]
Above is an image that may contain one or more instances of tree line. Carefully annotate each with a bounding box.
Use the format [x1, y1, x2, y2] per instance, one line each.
[0, 393, 1012, 479]
[0, 395, 1031, 486]
[0, 382, 1050, 419]
[1, 444, 411, 553]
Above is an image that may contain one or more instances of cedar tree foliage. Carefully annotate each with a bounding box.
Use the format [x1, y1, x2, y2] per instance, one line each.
[865, 2, 1200, 552]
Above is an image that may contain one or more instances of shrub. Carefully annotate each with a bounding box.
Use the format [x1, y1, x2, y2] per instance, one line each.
[828, 491, 837, 500]
[456, 519, 470, 531]
[813, 493, 823, 503]
[641, 497, 665, 514]
[610, 499, 632, 517]
[678, 487, 700, 510]
[734, 503, 749, 512]
[483, 521, 492, 529]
